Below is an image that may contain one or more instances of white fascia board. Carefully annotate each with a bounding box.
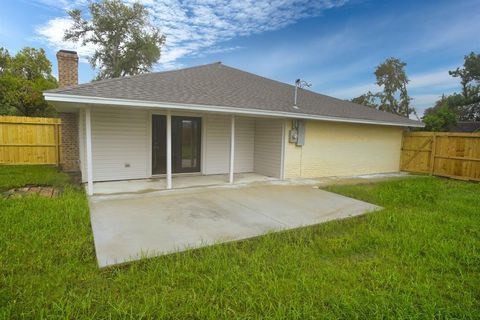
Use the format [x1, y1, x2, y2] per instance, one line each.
[43, 93, 425, 128]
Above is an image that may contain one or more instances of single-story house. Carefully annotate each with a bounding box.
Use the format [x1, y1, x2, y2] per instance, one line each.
[45, 50, 423, 195]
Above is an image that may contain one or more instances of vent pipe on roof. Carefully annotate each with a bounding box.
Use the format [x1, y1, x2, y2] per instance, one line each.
[293, 78, 311, 109]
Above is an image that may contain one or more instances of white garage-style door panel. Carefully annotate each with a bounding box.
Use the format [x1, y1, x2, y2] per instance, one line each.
[204, 115, 255, 175]
[254, 119, 283, 178]
[91, 108, 149, 181]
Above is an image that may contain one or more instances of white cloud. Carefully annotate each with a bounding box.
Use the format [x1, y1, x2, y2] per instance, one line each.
[326, 83, 377, 99]
[34, 0, 348, 69]
[408, 69, 458, 90]
[329, 67, 460, 98]
[35, 17, 96, 63]
[32, 0, 87, 9]
[412, 94, 442, 107]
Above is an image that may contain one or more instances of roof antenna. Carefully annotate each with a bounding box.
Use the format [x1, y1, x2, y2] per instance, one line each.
[293, 79, 311, 109]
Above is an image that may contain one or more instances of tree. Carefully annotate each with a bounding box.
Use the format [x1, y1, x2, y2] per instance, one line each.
[447, 52, 480, 121]
[0, 47, 10, 74]
[351, 57, 415, 118]
[9, 47, 57, 81]
[422, 101, 457, 131]
[449, 52, 480, 98]
[425, 93, 480, 122]
[351, 91, 381, 109]
[374, 57, 412, 117]
[426, 53, 480, 123]
[0, 47, 57, 116]
[64, 0, 166, 80]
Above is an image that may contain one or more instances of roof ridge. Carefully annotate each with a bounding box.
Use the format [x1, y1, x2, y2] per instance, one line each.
[145, 61, 222, 78]
[217, 63, 296, 89]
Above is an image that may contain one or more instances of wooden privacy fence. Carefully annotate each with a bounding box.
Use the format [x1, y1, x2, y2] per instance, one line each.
[0, 116, 61, 165]
[400, 131, 480, 182]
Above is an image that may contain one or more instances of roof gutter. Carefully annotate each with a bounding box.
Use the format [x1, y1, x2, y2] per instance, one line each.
[44, 92, 424, 128]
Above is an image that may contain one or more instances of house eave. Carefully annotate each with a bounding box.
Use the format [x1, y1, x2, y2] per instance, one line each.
[44, 92, 425, 128]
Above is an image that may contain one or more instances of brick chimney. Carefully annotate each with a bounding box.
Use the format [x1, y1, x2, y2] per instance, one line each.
[56, 50, 80, 173]
[56, 50, 78, 88]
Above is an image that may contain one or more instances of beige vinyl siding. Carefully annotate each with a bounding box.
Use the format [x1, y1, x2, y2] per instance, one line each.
[253, 119, 283, 178]
[204, 115, 254, 174]
[204, 115, 230, 174]
[91, 107, 149, 181]
[284, 120, 404, 178]
[234, 117, 255, 172]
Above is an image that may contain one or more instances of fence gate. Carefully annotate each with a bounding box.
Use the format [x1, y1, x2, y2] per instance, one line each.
[400, 132, 480, 182]
[0, 115, 62, 165]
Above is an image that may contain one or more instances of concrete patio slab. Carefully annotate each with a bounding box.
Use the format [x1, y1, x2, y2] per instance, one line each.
[89, 184, 381, 267]
[92, 172, 276, 195]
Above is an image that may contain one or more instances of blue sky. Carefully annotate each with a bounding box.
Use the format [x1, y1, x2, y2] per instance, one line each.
[1, 0, 479, 116]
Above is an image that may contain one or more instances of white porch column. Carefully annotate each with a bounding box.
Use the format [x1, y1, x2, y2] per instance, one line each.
[166, 110, 172, 189]
[229, 114, 235, 184]
[85, 106, 94, 196]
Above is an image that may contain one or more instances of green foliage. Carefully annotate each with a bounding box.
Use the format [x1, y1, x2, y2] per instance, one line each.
[447, 52, 480, 121]
[352, 57, 415, 118]
[64, 0, 166, 80]
[1, 166, 479, 318]
[449, 52, 480, 98]
[0, 47, 10, 74]
[375, 57, 412, 117]
[9, 47, 57, 81]
[350, 91, 381, 109]
[0, 47, 57, 116]
[422, 101, 457, 131]
[426, 52, 480, 122]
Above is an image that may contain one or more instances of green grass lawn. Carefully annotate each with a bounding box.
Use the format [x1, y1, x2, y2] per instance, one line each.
[0, 166, 479, 319]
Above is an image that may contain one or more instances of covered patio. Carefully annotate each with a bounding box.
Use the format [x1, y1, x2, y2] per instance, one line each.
[75, 106, 286, 195]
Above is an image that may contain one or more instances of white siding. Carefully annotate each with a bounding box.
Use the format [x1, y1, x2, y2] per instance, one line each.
[204, 115, 254, 174]
[91, 108, 149, 181]
[234, 117, 254, 172]
[254, 119, 283, 178]
[204, 115, 229, 174]
[82, 108, 282, 181]
[78, 109, 87, 182]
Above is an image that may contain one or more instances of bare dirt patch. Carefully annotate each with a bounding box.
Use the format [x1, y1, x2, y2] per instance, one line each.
[4, 186, 60, 198]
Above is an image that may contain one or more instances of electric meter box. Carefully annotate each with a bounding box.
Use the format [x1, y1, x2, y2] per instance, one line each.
[289, 120, 305, 146]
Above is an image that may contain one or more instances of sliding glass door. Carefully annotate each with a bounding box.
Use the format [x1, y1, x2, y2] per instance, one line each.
[152, 115, 167, 174]
[152, 115, 201, 175]
[172, 117, 201, 173]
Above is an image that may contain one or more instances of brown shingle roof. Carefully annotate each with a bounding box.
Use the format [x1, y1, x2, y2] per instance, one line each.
[46, 62, 422, 126]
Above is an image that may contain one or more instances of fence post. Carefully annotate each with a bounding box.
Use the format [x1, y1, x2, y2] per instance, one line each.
[429, 132, 437, 175]
[399, 131, 406, 171]
[56, 122, 61, 166]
